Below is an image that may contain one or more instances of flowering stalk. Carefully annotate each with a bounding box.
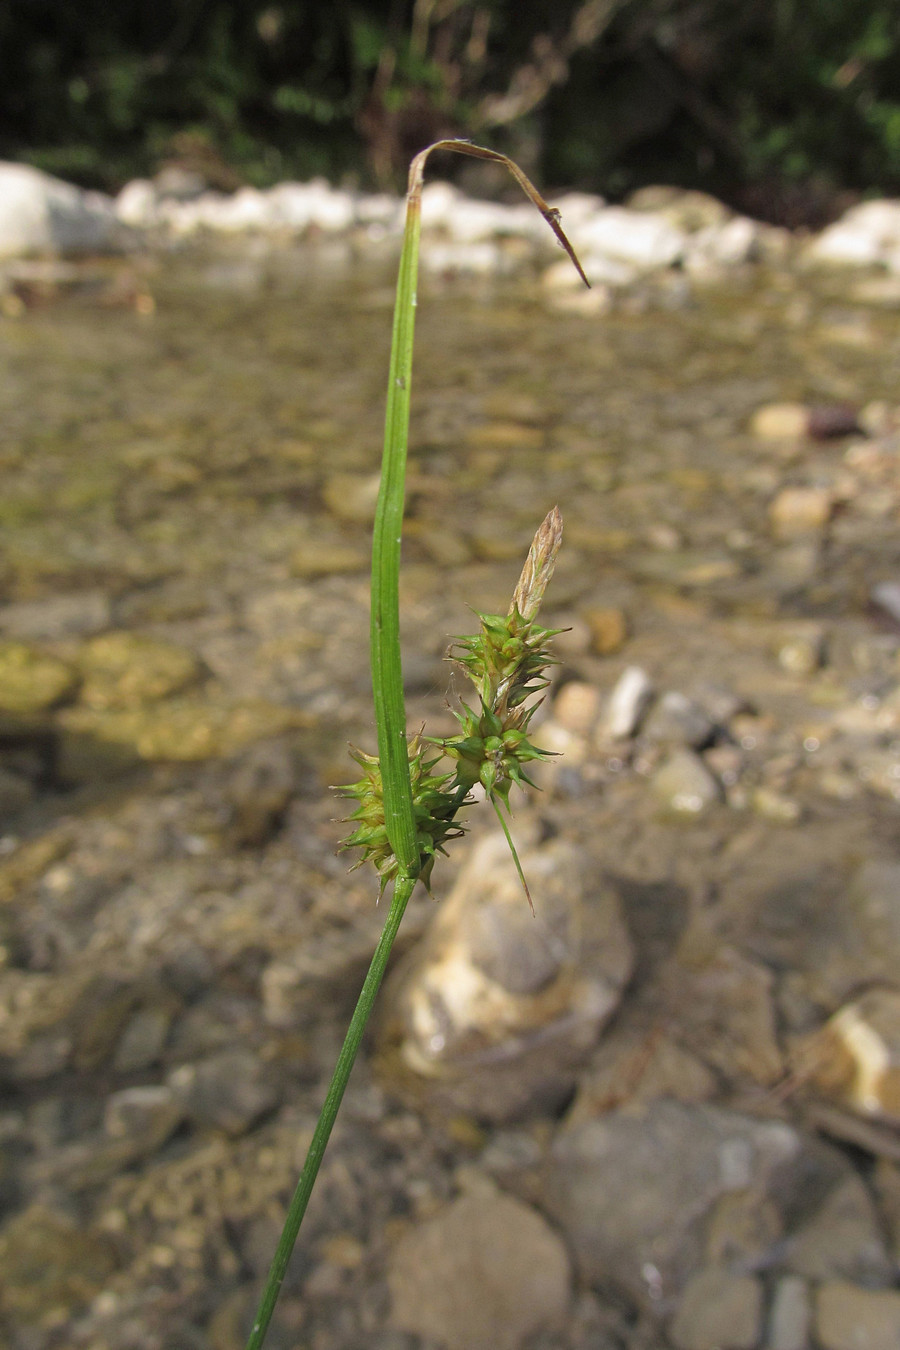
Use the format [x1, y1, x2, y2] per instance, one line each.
[245, 145, 586, 1350]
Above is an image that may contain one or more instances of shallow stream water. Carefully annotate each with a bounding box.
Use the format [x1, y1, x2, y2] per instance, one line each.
[1, 243, 900, 1349]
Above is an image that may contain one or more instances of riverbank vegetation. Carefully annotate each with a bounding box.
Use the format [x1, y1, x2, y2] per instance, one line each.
[4, 0, 900, 224]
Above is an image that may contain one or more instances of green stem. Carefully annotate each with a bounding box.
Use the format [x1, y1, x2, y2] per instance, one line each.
[245, 873, 417, 1350]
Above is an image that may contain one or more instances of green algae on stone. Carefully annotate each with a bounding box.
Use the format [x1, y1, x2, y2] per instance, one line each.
[58, 694, 312, 761]
[76, 631, 203, 710]
[0, 640, 78, 713]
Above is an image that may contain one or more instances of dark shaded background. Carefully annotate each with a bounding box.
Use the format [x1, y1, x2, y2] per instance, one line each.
[3, 0, 899, 224]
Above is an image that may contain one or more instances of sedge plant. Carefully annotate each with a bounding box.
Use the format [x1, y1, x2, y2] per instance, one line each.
[245, 140, 588, 1350]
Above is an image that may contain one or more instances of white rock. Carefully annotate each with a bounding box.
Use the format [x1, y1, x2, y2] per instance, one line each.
[570, 207, 686, 269]
[115, 179, 158, 228]
[808, 199, 900, 268]
[420, 240, 506, 275]
[354, 192, 403, 227]
[549, 191, 607, 230]
[542, 252, 636, 291]
[419, 180, 462, 229]
[203, 186, 273, 232]
[604, 666, 655, 739]
[0, 162, 120, 257]
[445, 198, 523, 243]
[154, 193, 216, 236]
[684, 216, 760, 274]
[268, 180, 355, 232]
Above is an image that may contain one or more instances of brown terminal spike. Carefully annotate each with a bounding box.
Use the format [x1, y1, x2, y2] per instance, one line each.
[510, 506, 563, 624]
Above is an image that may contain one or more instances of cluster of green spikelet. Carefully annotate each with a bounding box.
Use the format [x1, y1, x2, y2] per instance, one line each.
[337, 506, 563, 910]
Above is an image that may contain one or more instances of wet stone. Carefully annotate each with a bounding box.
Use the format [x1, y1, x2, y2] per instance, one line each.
[585, 605, 629, 654]
[0, 1203, 119, 1325]
[797, 987, 900, 1123]
[785, 1174, 892, 1286]
[168, 1049, 279, 1135]
[379, 828, 633, 1122]
[222, 739, 305, 847]
[541, 1100, 846, 1310]
[705, 1189, 783, 1266]
[750, 403, 809, 442]
[815, 1282, 900, 1350]
[769, 487, 833, 538]
[113, 1001, 176, 1073]
[669, 1266, 763, 1350]
[103, 1085, 185, 1156]
[642, 690, 715, 749]
[321, 471, 381, 523]
[778, 630, 825, 676]
[767, 1276, 811, 1350]
[664, 938, 784, 1085]
[752, 786, 802, 824]
[0, 641, 78, 714]
[388, 1187, 571, 1350]
[0, 590, 112, 640]
[570, 1031, 717, 1121]
[77, 631, 202, 709]
[552, 680, 602, 736]
[652, 749, 721, 815]
[0, 765, 35, 815]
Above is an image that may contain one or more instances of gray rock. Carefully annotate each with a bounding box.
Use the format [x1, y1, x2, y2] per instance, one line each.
[541, 1101, 846, 1309]
[224, 739, 303, 847]
[570, 1031, 717, 1121]
[767, 1276, 811, 1350]
[0, 162, 121, 257]
[379, 828, 633, 1122]
[652, 749, 722, 814]
[388, 1186, 571, 1350]
[669, 1266, 763, 1350]
[643, 690, 715, 749]
[705, 1189, 783, 1266]
[113, 1002, 175, 1073]
[871, 580, 900, 627]
[785, 1175, 893, 1285]
[662, 934, 784, 1085]
[815, 1282, 900, 1350]
[0, 590, 112, 640]
[103, 1085, 185, 1155]
[0, 766, 35, 816]
[168, 1049, 279, 1135]
[824, 861, 900, 1002]
[742, 857, 900, 1008]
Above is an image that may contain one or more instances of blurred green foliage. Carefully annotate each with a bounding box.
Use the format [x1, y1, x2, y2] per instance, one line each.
[2, 0, 899, 220]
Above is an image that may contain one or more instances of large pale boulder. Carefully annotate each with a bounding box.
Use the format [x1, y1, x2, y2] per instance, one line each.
[807, 199, 900, 271]
[0, 162, 120, 257]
